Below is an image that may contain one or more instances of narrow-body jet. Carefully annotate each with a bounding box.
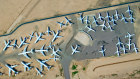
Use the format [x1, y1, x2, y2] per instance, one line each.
[5, 64, 18, 77]
[34, 32, 45, 43]
[21, 61, 32, 72]
[18, 37, 29, 48]
[71, 44, 80, 55]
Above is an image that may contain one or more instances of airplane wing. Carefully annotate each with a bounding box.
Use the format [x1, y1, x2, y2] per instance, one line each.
[52, 31, 56, 36]
[9, 69, 11, 76]
[41, 64, 43, 71]
[24, 54, 30, 59]
[4, 40, 7, 45]
[41, 51, 46, 56]
[11, 65, 18, 68]
[71, 45, 74, 50]
[23, 46, 28, 52]
[36, 33, 39, 37]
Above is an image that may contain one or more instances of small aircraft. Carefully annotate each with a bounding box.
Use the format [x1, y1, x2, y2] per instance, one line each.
[84, 16, 90, 24]
[34, 32, 45, 43]
[45, 27, 52, 36]
[18, 37, 29, 48]
[127, 38, 132, 50]
[65, 16, 73, 25]
[11, 39, 18, 49]
[121, 13, 128, 24]
[92, 16, 99, 26]
[105, 11, 111, 22]
[100, 21, 107, 31]
[121, 44, 127, 54]
[35, 45, 48, 56]
[36, 59, 52, 71]
[114, 9, 120, 20]
[125, 32, 135, 39]
[21, 61, 32, 72]
[111, 15, 117, 26]
[18, 45, 32, 59]
[128, 15, 135, 23]
[29, 32, 35, 41]
[126, 5, 133, 16]
[114, 46, 121, 57]
[97, 13, 104, 21]
[52, 30, 62, 42]
[35, 67, 43, 77]
[85, 24, 96, 32]
[116, 37, 123, 47]
[3, 40, 12, 51]
[132, 43, 139, 54]
[57, 21, 65, 28]
[99, 45, 106, 57]
[49, 55, 60, 62]
[107, 22, 114, 31]
[51, 47, 61, 57]
[78, 13, 85, 24]
[5, 64, 18, 77]
[71, 44, 80, 55]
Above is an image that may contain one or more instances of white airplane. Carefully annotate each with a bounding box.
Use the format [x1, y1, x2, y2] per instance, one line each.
[100, 21, 107, 31]
[3, 40, 13, 51]
[85, 16, 90, 24]
[18, 45, 32, 59]
[5, 64, 18, 77]
[128, 15, 135, 23]
[71, 44, 80, 55]
[21, 61, 32, 72]
[36, 59, 52, 71]
[34, 32, 45, 43]
[111, 15, 117, 26]
[107, 22, 114, 31]
[49, 55, 60, 62]
[126, 5, 133, 16]
[116, 37, 123, 47]
[51, 47, 61, 57]
[121, 44, 127, 54]
[114, 46, 121, 57]
[29, 32, 35, 41]
[57, 21, 65, 28]
[18, 37, 29, 48]
[78, 13, 85, 24]
[114, 9, 120, 20]
[52, 30, 62, 42]
[12, 39, 18, 49]
[45, 26, 52, 36]
[85, 24, 96, 32]
[121, 13, 128, 24]
[105, 11, 111, 22]
[97, 13, 104, 21]
[65, 16, 73, 25]
[132, 43, 139, 54]
[99, 45, 106, 57]
[35, 45, 48, 56]
[125, 32, 135, 39]
[35, 67, 43, 77]
[92, 16, 99, 26]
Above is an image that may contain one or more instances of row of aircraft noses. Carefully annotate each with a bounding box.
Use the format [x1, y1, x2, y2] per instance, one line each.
[3, 5, 138, 77]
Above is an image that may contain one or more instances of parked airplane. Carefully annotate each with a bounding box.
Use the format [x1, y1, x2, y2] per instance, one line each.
[71, 44, 80, 55]
[127, 38, 132, 50]
[36, 59, 52, 71]
[114, 9, 120, 20]
[35, 45, 48, 56]
[85, 16, 90, 24]
[51, 47, 61, 57]
[99, 45, 106, 57]
[18, 37, 29, 48]
[5, 64, 18, 77]
[3, 40, 12, 51]
[45, 27, 52, 36]
[57, 21, 65, 28]
[85, 24, 96, 32]
[97, 13, 104, 21]
[128, 15, 135, 23]
[107, 22, 114, 31]
[121, 13, 128, 24]
[132, 43, 139, 54]
[35, 67, 43, 77]
[78, 13, 85, 24]
[115, 46, 121, 57]
[126, 5, 133, 16]
[34, 32, 45, 43]
[100, 21, 107, 31]
[105, 11, 111, 22]
[12, 39, 18, 49]
[92, 16, 99, 26]
[65, 16, 73, 25]
[116, 37, 123, 47]
[125, 32, 135, 39]
[121, 44, 127, 54]
[111, 15, 117, 26]
[18, 45, 32, 59]
[21, 61, 32, 72]
[29, 32, 35, 41]
[52, 30, 62, 42]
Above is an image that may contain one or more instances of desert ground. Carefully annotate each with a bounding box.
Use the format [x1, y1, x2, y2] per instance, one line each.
[0, 0, 140, 79]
